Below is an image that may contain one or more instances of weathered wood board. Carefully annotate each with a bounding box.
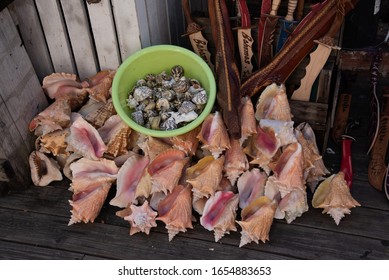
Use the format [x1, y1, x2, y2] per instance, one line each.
[0, 7, 48, 189]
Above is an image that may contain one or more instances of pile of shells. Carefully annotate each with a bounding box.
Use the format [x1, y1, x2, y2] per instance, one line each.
[127, 65, 208, 130]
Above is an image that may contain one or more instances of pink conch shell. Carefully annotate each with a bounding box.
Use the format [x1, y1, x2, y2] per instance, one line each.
[170, 126, 200, 156]
[69, 157, 118, 193]
[147, 149, 188, 194]
[266, 142, 304, 197]
[86, 70, 114, 87]
[68, 182, 111, 225]
[224, 138, 249, 185]
[254, 125, 280, 160]
[42, 72, 88, 100]
[276, 188, 308, 223]
[237, 196, 277, 247]
[79, 98, 116, 128]
[200, 191, 239, 242]
[149, 191, 167, 210]
[157, 184, 193, 241]
[197, 111, 231, 158]
[123, 201, 158, 235]
[29, 99, 72, 136]
[259, 119, 296, 147]
[186, 155, 225, 202]
[98, 115, 132, 158]
[86, 70, 116, 103]
[295, 122, 329, 191]
[237, 168, 267, 209]
[239, 96, 257, 145]
[135, 170, 152, 199]
[63, 153, 83, 180]
[312, 172, 361, 225]
[29, 151, 63, 186]
[66, 113, 107, 160]
[255, 83, 292, 121]
[110, 154, 149, 208]
[138, 136, 172, 161]
[38, 128, 70, 156]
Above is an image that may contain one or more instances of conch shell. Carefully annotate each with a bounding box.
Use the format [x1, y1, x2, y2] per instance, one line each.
[66, 113, 107, 160]
[86, 70, 116, 103]
[138, 136, 172, 161]
[170, 126, 200, 156]
[197, 111, 231, 158]
[200, 191, 239, 242]
[38, 128, 70, 156]
[29, 151, 63, 186]
[276, 188, 308, 224]
[255, 83, 292, 121]
[237, 168, 267, 209]
[157, 184, 193, 241]
[79, 98, 116, 128]
[110, 153, 149, 208]
[312, 172, 361, 225]
[239, 96, 257, 146]
[147, 149, 188, 194]
[237, 196, 277, 247]
[123, 201, 158, 235]
[223, 138, 249, 185]
[42, 72, 88, 101]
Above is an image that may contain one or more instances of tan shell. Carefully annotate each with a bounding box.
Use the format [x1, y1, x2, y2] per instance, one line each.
[255, 83, 292, 121]
[138, 136, 172, 161]
[224, 138, 249, 185]
[312, 172, 361, 225]
[186, 155, 225, 202]
[29, 151, 63, 186]
[83, 99, 116, 128]
[239, 96, 257, 146]
[197, 111, 231, 158]
[124, 201, 158, 235]
[170, 126, 200, 156]
[200, 191, 239, 242]
[147, 149, 188, 194]
[157, 184, 193, 241]
[237, 196, 277, 247]
[38, 128, 70, 156]
[86, 70, 116, 103]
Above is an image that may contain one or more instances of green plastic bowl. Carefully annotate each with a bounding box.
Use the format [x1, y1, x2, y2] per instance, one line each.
[112, 45, 216, 138]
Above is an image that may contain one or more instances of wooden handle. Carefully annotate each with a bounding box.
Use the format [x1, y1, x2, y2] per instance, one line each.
[270, 0, 281, 16]
[296, 0, 305, 20]
[285, 0, 298, 21]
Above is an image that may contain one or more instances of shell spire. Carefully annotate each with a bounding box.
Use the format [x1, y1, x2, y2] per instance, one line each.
[123, 201, 158, 235]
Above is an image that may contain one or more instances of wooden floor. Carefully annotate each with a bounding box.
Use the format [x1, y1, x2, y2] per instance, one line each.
[0, 73, 388, 260]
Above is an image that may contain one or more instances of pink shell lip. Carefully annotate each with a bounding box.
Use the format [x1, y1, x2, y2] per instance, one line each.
[147, 149, 186, 176]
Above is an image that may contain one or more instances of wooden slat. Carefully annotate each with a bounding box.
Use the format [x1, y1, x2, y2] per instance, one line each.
[9, 0, 53, 81]
[86, 0, 121, 70]
[145, 0, 170, 45]
[111, 0, 142, 62]
[35, 0, 76, 74]
[60, 0, 98, 80]
[0, 7, 48, 188]
[166, 0, 187, 47]
[0, 240, 86, 260]
[134, 0, 150, 47]
[0, 208, 289, 259]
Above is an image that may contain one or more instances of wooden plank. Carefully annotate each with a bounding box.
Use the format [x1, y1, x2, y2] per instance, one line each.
[35, 0, 76, 74]
[145, 0, 170, 45]
[60, 0, 98, 80]
[339, 50, 389, 77]
[86, 0, 121, 70]
[134, 0, 151, 47]
[166, 0, 187, 47]
[111, 0, 142, 62]
[8, 0, 53, 81]
[0, 208, 289, 259]
[0, 240, 86, 260]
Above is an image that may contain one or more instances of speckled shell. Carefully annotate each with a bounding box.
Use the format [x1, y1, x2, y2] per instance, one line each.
[237, 196, 277, 247]
[157, 184, 193, 241]
[124, 201, 158, 235]
[29, 151, 63, 186]
[312, 172, 361, 225]
[200, 191, 239, 242]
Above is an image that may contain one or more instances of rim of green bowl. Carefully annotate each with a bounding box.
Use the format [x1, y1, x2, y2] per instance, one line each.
[112, 45, 216, 138]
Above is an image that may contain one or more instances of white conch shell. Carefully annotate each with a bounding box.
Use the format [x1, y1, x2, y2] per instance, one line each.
[200, 191, 239, 242]
[259, 119, 296, 147]
[237, 196, 277, 247]
[255, 83, 292, 121]
[237, 168, 267, 209]
[276, 188, 308, 223]
[157, 185, 193, 241]
[312, 172, 361, 225]
[224, 138, 249, 185]
[123, 201, 157, 235]
[29, 151, 63, 186]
